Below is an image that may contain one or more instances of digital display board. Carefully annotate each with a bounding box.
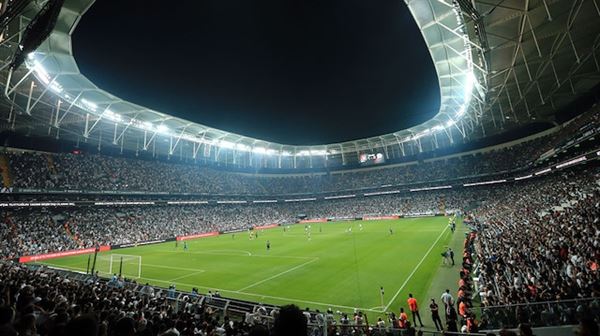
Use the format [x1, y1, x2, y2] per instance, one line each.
[359, 153, 385, 165]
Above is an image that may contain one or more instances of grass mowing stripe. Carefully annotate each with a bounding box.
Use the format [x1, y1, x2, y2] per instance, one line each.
[36, 217, 449, 320]
[161, 250, 312, 260]
[237, 257, 319, 291]
[383, 225, 448, 311]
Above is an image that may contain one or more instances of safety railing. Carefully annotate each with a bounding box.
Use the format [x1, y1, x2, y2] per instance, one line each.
[475, 298, 599, 330]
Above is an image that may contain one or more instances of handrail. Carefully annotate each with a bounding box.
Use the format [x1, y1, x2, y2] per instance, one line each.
[477, 297, 598, 310]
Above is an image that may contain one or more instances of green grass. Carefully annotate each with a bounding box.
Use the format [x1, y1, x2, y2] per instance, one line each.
[38, 217, 453, 320]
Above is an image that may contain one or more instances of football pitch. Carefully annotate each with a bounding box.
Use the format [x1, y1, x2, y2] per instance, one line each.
[38, 217, 454, 318]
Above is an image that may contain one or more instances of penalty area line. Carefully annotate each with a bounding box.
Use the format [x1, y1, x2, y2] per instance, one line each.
[45, 264, 381, 314]
[168, 270, 205, 282]
[383, 225, 449, 311]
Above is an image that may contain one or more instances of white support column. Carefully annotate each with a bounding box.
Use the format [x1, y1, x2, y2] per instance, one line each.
[567, 31, 580, 64]
[113, 122, 118, 144]
[54, 100, 61, 128]
[143, 131, 158, 150]
[168, 126, 189, 155]
[84, 113, 90, 138]
[28, 74, 60, 113]
[57, 92, 84, 126]
[120, 134, 124, 154]
[25, 81, 35, 115]
[526, 15, 542, 57]
[293, 149, 297, 169]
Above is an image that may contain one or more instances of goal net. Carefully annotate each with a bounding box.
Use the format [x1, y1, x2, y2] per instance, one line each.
[95, 254, 142, 279]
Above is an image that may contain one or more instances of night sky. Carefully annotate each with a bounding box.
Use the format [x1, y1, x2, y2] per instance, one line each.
[73, 0, 439, 145]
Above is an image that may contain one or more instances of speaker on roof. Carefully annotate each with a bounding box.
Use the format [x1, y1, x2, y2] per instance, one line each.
[10, 0, 65, 70]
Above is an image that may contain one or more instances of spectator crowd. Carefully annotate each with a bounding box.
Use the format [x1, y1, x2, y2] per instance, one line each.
[0, 105, 599, 334]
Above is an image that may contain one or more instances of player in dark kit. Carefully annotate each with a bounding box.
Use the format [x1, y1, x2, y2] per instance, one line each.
[266, 240, 270, 251]
[430, 298, 443, 331]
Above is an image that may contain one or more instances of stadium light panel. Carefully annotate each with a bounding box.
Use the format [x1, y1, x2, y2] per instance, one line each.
[310, 149, 327, 156]
[49, 81, 63, 93]
[103, 109, 122, 122]
[182, 134, 198, 142]
[446, 119, 456, 128]
[32, 60, 51, 84]
[555, 156, 586, 169]
[324, 194, 356, 200]
[463, 179, 506, 187]
[156, 124, 169, 134]
[217, 140, 236, 149]
[284, 198, 317, 202]
[364, 190, 400, 196]
[142, 121, 153, 131]
[80, 98, 98, 112]
[166, 201, 209, 205]
[464, 72, 475, 102]
[410, 185, 452, 192]
[534, 168, 551, 176]
[514, 175, 533, 181]
[252, 200, 278, 203]
[94, 201, 155, 206]
[252, 147, 267, 154]
[236, 144, 250, 151]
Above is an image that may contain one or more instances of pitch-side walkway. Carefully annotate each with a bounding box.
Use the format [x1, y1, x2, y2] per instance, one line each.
[421, 219, 468, 329]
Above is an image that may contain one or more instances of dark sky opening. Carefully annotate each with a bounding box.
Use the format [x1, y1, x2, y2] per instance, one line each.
[73, 0, 439, 145]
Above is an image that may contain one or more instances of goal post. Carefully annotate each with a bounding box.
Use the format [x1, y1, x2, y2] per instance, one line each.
[96, 254, 142, 278]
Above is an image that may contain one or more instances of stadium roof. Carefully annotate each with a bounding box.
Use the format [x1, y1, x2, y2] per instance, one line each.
[0, 0, 598, 168]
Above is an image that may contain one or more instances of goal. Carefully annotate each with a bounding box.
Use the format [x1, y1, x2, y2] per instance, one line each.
[96, 254, 142, 278]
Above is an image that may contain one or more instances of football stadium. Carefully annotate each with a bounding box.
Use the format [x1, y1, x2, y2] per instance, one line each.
[0, 0, 599, 335]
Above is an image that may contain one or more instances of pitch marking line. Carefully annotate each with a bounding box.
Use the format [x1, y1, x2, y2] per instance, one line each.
[168, 270, 205, 282]
[237, 257, 320, 292]
[46, 264, 380, 314]
[139, 276, 382, 313]
[134, 263, 206, 273]
[383, 225, 448, 311]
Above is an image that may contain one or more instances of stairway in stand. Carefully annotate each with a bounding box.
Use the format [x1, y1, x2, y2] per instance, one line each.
[0, 154, 13, 188]
[438, 196, 446, 214]
[45, 154, 58, 175]
[64, 219, 83, 248]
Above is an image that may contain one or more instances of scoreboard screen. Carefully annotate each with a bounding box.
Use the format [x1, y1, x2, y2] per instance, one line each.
[359, 153, 385, 166]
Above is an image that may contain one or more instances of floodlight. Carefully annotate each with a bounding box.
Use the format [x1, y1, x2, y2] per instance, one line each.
[156, 124, 169, 133]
